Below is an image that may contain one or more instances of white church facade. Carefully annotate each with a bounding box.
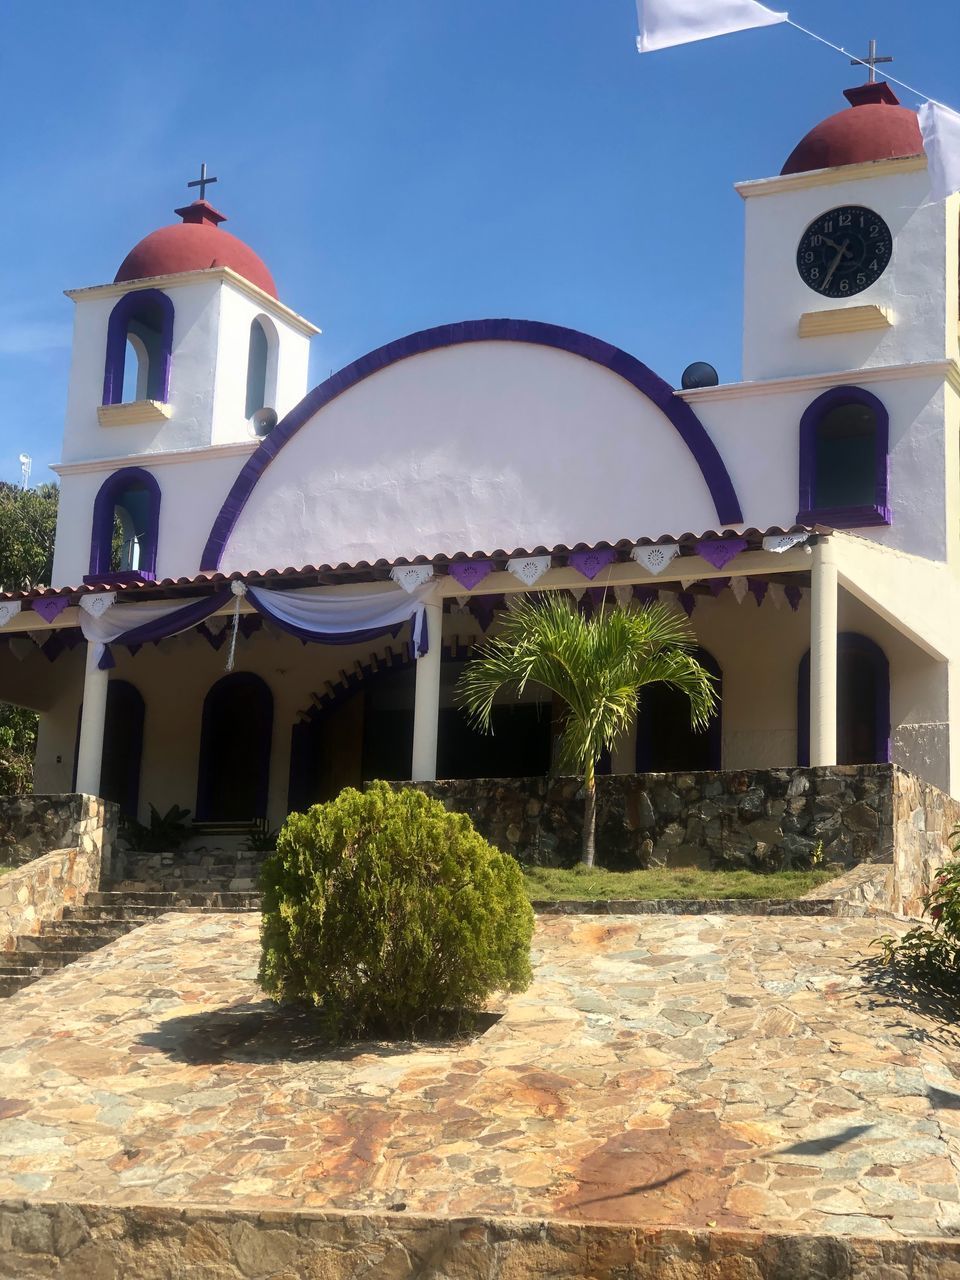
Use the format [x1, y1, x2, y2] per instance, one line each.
[3, 80, 960, 829]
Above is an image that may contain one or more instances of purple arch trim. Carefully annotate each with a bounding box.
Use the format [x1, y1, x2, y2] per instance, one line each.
[102, 288, 174, 406]
[88, 466, 161, 582]
[200, 318, 743, 571]
[797, 385, 891, 528]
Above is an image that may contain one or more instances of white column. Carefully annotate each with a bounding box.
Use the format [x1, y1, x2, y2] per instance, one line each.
[75, 640, 109, 796]
[411, 600, 443, 781]
[809, 538, 838, 767]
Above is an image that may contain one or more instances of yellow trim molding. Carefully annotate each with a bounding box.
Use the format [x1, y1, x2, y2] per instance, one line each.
[798, 305, 894, 339]
[97, 400, 173, 427]
[66, 268, 320, 338]
[735, 154, 926, 199]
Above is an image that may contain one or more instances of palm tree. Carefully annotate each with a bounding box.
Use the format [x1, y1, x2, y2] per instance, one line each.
[456, 594, 718, 867]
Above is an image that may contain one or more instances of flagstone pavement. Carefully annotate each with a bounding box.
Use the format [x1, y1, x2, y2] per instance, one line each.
[0, 911, 958, 1239]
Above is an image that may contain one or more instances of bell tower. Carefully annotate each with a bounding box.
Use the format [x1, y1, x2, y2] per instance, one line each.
[738, 82, 959, 383]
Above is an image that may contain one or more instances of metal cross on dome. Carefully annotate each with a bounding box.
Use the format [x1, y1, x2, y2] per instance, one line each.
[187, 162, 218, 201]
[850, 39, 892, 84]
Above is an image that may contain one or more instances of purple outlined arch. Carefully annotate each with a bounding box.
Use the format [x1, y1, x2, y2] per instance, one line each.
[200, 318, 743, 571]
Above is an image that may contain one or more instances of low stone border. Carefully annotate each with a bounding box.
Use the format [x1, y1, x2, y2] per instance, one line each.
[1, 1199, 958, 1279]
[530, 898, 838, 916]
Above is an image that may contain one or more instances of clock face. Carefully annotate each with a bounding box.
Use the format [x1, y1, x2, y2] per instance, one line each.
[796, 205, 893, 299]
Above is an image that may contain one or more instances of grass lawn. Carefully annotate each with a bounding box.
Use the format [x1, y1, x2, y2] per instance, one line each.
[523, 864, 840, 902]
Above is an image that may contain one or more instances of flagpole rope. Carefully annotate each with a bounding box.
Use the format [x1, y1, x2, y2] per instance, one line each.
[785, 19, 951, 111]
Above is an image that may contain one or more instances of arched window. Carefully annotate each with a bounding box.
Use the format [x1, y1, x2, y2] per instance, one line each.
[102, 289, 174, 406]
[197, 673, 273, 821]
[798, 633, 891, 766]
[798, 386, 890, 527]
[245, 315, 278, 423]
[88, 467, 161, 582]
[636, 647, 722, 772]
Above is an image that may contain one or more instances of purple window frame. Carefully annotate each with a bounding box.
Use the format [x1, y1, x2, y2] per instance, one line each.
[86, 466, 161, 583]
[797, 632, 891, 766]
[102, 288, 174, 406]
[797, 385, 891, 528]
[200, 318, 743, 571]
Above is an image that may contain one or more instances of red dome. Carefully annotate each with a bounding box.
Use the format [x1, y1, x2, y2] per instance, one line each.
[782, 83, 924, 176]
[115, 200, 277, 298]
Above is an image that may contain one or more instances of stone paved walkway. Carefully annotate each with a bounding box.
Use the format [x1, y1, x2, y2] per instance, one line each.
[0, 912, 957, 1239]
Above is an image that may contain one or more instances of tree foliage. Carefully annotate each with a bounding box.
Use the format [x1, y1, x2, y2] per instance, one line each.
[0, 482, 59, 793]
[0, 482, 58, 592]
[259, 782, 534, 1038]
[457, 595, 718, 866]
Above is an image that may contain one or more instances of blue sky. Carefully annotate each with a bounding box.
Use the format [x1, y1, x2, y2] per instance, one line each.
[1, 0, 956, 485]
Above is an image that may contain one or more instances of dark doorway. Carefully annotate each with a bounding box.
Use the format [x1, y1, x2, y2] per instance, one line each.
[101, 680, 145, 818]
[636, 648, 722, 772]
[197, 673, 272, 820]
[798, 634, 890, 765]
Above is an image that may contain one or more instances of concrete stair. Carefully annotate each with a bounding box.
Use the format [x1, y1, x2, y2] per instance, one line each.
[0, 879, 261, 999]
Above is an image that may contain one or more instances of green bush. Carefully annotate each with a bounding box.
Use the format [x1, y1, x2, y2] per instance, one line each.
[259, 782, 535, 1038]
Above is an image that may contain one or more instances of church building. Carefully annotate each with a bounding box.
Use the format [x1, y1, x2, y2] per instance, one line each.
[2, 79, 959, 832]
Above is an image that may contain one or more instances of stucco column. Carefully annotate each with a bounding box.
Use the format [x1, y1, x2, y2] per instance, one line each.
[75, 640, 109, 796]
[411, 600, 443, 781]
[809, 537, 838, 767]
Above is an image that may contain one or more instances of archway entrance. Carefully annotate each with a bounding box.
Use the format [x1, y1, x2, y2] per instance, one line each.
[197, 673, 273, 820]
[798, 633, 890, 765]
[635, 648, 722, 772]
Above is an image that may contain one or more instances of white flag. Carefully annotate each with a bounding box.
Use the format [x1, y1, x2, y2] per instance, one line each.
[918, 102, 960, 203]
[637, 0, 787, 53]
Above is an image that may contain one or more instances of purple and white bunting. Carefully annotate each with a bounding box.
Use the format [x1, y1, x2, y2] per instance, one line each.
[31, 596, 70, 624]
[694, 537, 747, 570]
[390, 565, 434, 593]
[762, 532, 810, 554]
[447, 560, 494, 591]
[568, 548, 617, 580]
[0, 601, 22, 628]
[631, 543, 680, 575]
[506, 555, 551, 586]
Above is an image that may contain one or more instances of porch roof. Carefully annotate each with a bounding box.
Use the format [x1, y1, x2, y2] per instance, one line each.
[3, 525, 822, 607]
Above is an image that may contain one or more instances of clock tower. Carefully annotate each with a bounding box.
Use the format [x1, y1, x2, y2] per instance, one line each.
[738, 82, 960, 384]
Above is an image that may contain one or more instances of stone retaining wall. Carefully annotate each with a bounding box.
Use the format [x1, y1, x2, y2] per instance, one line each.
[415, 766, 897, 870]
[112, 848, 268, 891]
[890, 770, 960, 918]
[1, 1200, 958, 1280]
[0, 795, 116, 952]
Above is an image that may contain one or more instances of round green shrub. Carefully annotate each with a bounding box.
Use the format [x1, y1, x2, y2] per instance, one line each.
[258, 782, 534, 1038]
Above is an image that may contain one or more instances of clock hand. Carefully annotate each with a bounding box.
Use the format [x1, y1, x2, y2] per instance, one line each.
[820, 234, 853, 257]
[821, 239, 850, 291]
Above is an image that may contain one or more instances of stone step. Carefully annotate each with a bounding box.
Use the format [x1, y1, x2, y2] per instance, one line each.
[85, 890, 261, 910]
[3, 949, 89, 969]
[0, 957, 47, 975]
[60, 904, 247, 923]
[109, 879, 261, 894]
[15, 932, 121, 955]
[40, 918, 141, 939]
[0, 973, 39, 997]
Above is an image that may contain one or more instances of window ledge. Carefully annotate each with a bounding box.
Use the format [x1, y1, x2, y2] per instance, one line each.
[797, 505, 892, 529]
[97, 400, 172, 427]
[798, 305, 893, 338]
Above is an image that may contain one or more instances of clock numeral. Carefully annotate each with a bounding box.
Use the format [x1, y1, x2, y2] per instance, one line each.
[822, 221, 833, 233]
[839, 213, 852, 227]
[809, 268, 820, 280]
[870, 225, 880, 236]
[810, 235, 822, 247]
[869, 260, 879, 271]
[856, 273, 867, 286]
[839, 279, 850, 292]
[803, 251, 815, 263]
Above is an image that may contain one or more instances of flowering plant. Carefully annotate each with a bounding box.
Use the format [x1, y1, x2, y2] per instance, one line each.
[877, 843, 960, 990]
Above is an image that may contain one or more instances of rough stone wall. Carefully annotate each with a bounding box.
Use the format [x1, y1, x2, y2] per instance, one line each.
[1, 1200, 958, 1280]
[0, 795, 116, 951]
[113, 848, 268, 891]
[889, 770, 960, 918]
[415, 766, 897, 871]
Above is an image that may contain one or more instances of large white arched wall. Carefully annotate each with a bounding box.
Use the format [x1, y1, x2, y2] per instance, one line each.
[218, 341, 725, 572]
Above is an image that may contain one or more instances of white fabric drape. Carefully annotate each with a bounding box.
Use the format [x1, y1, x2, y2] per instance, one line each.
[919, 102, 960, 203]
[78, 595, 210, 666]
[637, 0, 786, 53]
[247, 582, 434, 658]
